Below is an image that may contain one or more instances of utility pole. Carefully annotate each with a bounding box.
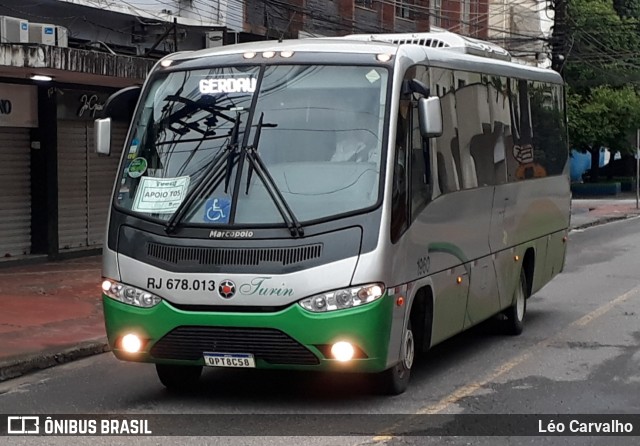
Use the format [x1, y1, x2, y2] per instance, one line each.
[636, 129, 640, 209]
[550, 0, 568, 74]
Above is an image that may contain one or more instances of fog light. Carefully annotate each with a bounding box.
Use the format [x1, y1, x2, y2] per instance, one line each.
[121, 334, 142, 353]
[331, 341, 354, 362]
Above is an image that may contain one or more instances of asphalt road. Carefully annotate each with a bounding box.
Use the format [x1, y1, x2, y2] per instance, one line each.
[1, 217, 640, 445]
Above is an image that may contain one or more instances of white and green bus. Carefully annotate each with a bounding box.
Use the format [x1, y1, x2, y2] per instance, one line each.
[96, 31, 569, 395]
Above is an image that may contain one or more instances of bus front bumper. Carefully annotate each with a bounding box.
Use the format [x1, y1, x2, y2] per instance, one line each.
[102, 295, 394, 373]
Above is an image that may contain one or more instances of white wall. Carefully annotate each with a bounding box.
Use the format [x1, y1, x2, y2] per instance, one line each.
[488, 0, 552, 67]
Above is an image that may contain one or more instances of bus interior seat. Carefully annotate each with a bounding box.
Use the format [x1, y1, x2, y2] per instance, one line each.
[454, 86, 487, 189]
[487, 84, 511, 133]
[466, 155, 478, 188]
[436, 93, 460, 193]
[469, 126, 497, 187]
[436, 148, 460, 194]
[492, 122, 508, 184]
[488, 87, 511, 185]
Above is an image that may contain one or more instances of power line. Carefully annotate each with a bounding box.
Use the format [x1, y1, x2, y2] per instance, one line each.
[0, 0, 556, 57]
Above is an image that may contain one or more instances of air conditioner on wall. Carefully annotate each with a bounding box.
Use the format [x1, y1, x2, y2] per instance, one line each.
[0, 16, 29, 44]
[56, 26, 69, 48]
[29, 23, 56, 46]
[205, 30, 224, 48]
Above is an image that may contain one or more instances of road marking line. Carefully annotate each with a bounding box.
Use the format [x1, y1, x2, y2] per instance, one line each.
[572, 287, 637, 327]
[419, 285, 639, 416]
[359, 284, 640, 444]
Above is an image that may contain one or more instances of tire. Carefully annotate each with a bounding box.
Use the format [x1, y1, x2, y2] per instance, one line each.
[377, 320, 415, 395]
[503, 269, 527, 335]
[156, 364, 202, 391]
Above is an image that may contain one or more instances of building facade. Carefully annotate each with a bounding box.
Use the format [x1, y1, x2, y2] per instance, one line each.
[0, 0, 549, 260]
[487, 0, 552, 66]
[0, 43, 154, 259]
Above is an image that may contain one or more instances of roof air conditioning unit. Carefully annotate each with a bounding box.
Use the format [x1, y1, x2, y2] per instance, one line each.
[56, 26, 69, 47]
[0, 16, 29, 43]
[29, 23, 56, 46]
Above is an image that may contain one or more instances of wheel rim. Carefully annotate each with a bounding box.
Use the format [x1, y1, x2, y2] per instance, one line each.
[515, 278, 525, 321]
[402, 327, 415, 370]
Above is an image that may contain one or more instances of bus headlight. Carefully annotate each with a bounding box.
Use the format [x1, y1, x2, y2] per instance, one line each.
[101, 279, 162, 308]
[299, 283, 385, 313]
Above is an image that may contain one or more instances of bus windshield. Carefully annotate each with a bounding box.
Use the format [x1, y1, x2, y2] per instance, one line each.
[115, 64, 389, 227]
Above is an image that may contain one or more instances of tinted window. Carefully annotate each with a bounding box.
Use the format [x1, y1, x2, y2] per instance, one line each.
[507, 79, 567, 180]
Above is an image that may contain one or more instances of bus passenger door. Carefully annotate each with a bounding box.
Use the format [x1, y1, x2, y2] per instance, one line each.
[464, 256, 501, 329]
[430, 264, 470, 346]
[489, 172, 520, 310]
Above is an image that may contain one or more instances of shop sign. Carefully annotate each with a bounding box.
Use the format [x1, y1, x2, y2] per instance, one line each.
[58, 90, 109, 120]
[0, 84, 38, 128]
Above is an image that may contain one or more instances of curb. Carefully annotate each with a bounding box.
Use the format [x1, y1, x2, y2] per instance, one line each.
[571, 214, 640, 231]
[0, 339, 110, 382]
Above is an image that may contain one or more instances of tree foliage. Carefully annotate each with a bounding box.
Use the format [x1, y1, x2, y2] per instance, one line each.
[563, 0, 640, 164]
[613, 0, 640, 19]
[564, 0, 640, 90]
[567, 86, 640, 153]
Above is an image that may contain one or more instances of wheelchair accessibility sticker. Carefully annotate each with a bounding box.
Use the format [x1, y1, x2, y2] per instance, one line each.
[204, 197, 231, 223]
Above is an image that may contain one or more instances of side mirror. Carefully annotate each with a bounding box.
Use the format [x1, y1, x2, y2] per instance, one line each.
[94, 85, 141, 156]
[101, 85, 141, 122]
[94, 118, 112, 155]
[418, 97, 443, 138]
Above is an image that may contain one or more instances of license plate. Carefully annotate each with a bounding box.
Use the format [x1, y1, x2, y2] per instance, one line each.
[203, 352, 255, 368]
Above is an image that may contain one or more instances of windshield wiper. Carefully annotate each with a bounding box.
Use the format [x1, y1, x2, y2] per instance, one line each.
[164, 113, 242, 234]
[243, 113, 304, 238]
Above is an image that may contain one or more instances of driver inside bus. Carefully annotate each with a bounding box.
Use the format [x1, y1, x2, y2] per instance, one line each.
[331, 129, 377, 163]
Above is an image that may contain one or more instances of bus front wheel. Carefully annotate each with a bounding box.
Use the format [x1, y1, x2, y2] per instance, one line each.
[503, 269, 527, 335]
[156, 364, 202, 391]
[377, 321, 414, 395]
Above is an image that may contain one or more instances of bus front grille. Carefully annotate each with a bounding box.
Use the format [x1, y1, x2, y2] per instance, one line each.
[149, 326, 320, 365]
[146, 243, 323, 267]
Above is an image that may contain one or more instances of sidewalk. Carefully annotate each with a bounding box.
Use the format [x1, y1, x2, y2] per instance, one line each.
[1, 197, 640, 382]
[0, 257, 108, 381]
[571, 195, 640, 228]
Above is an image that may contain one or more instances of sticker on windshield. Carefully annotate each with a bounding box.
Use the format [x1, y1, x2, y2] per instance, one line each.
[204, 197, 231, 224]
[365, 69, 381, 84]
[199, 78, 257, 95]
[128, 138, 139, 160]
[127, 157, 148, 178]
[132, 176, 190, 214]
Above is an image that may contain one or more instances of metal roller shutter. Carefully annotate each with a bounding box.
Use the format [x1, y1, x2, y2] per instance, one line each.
[57, 120, 88, 250]
[87, 122, 127, 246]
[0, 128, 31, 257]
